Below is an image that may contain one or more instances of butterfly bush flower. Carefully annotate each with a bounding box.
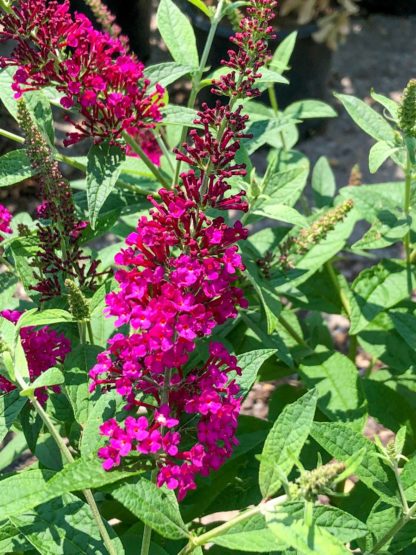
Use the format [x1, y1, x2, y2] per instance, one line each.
[90, 0, 277, 500]
[0, 204, 12, 241]
[0, 0, 164, 147]
[0, 310, 71, 403]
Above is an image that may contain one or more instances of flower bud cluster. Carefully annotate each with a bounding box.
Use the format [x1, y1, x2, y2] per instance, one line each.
[18, 101, 101, 300]
[212, 0, 277, 98]
[291, 461, 346, 502]
[0, 310, 71, 403]
[0, 0, 164, 147]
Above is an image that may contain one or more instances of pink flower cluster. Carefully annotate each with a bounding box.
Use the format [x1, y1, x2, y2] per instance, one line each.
[89, 176, 248, 497]
[0, 0, 164, 147]
[90, 0, 277, 500]
[0, 310, 71, 403]
[0, 204, 12, 241]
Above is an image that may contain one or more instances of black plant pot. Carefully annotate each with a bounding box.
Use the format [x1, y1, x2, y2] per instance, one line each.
[360, 0, 416, 15]
[70, 0, 152, 61]
[180, 3, 333, 134]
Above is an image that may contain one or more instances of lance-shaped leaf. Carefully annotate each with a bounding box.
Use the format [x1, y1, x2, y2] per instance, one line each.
[259, 389, 317, 498]
[111, 479, 189, 540]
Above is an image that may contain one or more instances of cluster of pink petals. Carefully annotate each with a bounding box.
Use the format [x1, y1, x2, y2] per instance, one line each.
[0, 310, 71, 403]
[0, 0, 164, 146]
[0, 204, 12, 240]
[98, 343, 241, 499]
[89, 175, 248, 497]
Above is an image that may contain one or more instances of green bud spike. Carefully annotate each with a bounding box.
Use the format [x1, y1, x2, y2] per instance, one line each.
[295, 461, 346, 501]
[65, 279, 90, 322]
[399, 79, 416, 138]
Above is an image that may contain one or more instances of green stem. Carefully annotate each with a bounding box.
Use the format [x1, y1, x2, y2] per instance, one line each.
[156, 133, 174, 173]
[277, 313, 312, 353]
[14, 375, 117, 555]
[325, 261, 350, 316]
[371, 501, 416, 554]
[268, 85, 287, 150]
[404, 150, 413, 295]
[140, 470, 157, 555]
[0, 128, 25, 144]
[122, 131, 170, 188]
[173, 0, 225, 185]
[86, 320, 95, 345]
[394, 462, 410, 514]
[180, 495, 287, 554]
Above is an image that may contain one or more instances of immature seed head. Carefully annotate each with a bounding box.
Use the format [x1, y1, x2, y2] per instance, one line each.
[65, 279, 90, 322]
[399, 79, 416, 137]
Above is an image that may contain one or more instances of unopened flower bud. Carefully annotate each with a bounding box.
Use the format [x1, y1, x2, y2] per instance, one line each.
[296, 461, 346, 501]
[65, 279, 90, 322]
[399, 79, 416, 137]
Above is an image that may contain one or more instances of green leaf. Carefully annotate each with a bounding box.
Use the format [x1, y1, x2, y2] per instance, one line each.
[400, 456, 416, 501]
[157, 0, 199, 67]
[187, 0, 212, 17]
[365, 501, 416, 553]
[299, 350, 367, 429]
[212, 503, 367, 551]
[212, 513, 283, 552]
[81, 391, 120, 456]
[311, 422, 400, 505]
[0, 521, 32, 553]
[252, 203, 307, 226]
[161, 104, 199, 127]
[86, 142, 125, 229]
[20, 367, 64, 397]
[232, 349, 277, 398]
[10, 493, 123, 554]
[369, 141, 399, 173]
[0, 432, 27, 473]
[112, 479, 189, 540]
[0, 150, 35, 188]
[25, 90, 55, 146]
[16, 308, 74, 330]
[270, 32, 298, 73]
[258, 149, 310, 207]
[312, 156, 336, 208]
[64, 344, 102, 426]
[389, 310, 416, 350]
[264, 507, 349, 555]
[352, 210, 409, 251]
[0, 457, 140, 519]
[284, 100, 337, 120]
[0, 272, 19, 311]
[349, 260, 411, 334]
[0, 391, 27, 444]
[371, 90, 399, 120]
[338, 181, 406, 223]
[259, 389, 317, 498]
[144, 62, 195, 87]
[335, 93, 396, 143]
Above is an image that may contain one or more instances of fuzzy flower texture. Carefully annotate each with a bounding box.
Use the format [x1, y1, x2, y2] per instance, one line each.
[88, 0, 277, 500]
[0, 310, 71, 403]
[0, 0, 164, 148]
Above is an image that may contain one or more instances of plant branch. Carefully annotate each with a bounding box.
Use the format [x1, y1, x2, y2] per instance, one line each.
[122, 131, 170, 188]
[179, 495, 287, 554]
[404, 148, 413, 295]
